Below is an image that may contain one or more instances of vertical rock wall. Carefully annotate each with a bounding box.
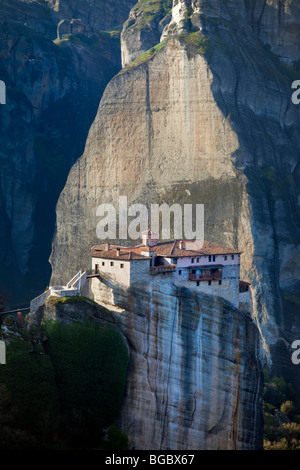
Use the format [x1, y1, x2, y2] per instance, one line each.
[108, 280, 263, 450]
[51, 0, 300, 392]
[0, 0, 136, 302]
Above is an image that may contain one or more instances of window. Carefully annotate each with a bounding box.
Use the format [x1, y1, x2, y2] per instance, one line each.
[240, 285, 249, 293]
[120, 263, 124, 269]
[218, 280, 222, 285]
[173, 259, 177, 264]
[224, 255, 227, 261]
[197, 258, 200, 263]
[102, 262, 105, 266]
[95, 264, 99, 273]
[213, 255, 216, 262]
[110, 261, 114, 267]
[208, 256, 212, 262]
[231, 255, 234, 260]
[208, 280, 211, 286]
[178, 270, 182, 275]
[191, 258, 194, 263]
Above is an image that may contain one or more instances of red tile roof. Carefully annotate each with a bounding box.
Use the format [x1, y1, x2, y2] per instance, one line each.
[91, 240, 241, 260]
[90, 247, 151, 261]
[149, 240, 241, 257]
[239, 280, 251, 287]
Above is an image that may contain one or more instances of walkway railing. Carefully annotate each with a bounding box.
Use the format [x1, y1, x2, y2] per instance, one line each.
[189, 272, 222, 281]
[150, 264, 176, 274]
[30, 290, 51, 313]
[30, 270, 88, 313]
[86, 269, 101, 278]
[67, 271, 82, 288]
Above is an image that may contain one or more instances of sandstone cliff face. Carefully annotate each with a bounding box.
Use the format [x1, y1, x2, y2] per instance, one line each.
[51, 0, 300, 394]
[0, 0, 135, 303]
[92, 278, 263, 450]
[121, 0, 172, 67]
[51, 37, 245, 281]
[122, 0, 300, 67]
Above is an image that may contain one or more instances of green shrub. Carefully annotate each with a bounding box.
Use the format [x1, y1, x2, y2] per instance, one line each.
[0, 317, 129, 449]
[263, 375, 296, 408]
[179, 32, 212, 56]
[102, 425, 129, 450]
[133, 0, 172, 18]
[263, 372, 300, 450]
[42, 319, 129, 444]
[126, 39, 168, 69]
[281, 401, 296, 419]
[0, 337, 59, 440]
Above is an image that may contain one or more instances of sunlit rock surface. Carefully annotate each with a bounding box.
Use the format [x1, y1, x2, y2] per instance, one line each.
[51, 0, 300, 393]
[93, 278, 263, 450]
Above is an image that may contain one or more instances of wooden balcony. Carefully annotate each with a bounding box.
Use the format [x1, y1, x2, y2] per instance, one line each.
[150, 264, 176, 274]
[189, 271, 222, 282]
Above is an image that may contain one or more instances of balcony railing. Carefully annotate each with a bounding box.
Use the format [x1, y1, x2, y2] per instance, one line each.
[150, 264, 176, 274]
[86, 269, 101, 278]
[189, 272, 222, 282]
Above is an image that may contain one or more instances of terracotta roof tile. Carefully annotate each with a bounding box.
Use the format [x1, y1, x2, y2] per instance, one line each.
[149, 240, 241, 257]
[91, 239, 241, 260]
[239, 280, 251, 287]
[90, 248, 151, 261]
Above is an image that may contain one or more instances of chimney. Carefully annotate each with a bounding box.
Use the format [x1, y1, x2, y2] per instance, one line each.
[116, 247, 120, 256]
[142, 230, 158, 247]
[105, 243, 110, 251]
[179, 240, 183, 250]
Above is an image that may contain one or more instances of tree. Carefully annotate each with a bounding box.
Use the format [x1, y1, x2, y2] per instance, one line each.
[0, 288, 9, 313]
[102, 426, 129, 450]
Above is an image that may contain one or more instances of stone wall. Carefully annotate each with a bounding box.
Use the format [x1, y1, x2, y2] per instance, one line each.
[130, 259, 152, 283]
[92, 257, 130, 288]
[173, 276, 239, 308]
[30, 290, 51, 313]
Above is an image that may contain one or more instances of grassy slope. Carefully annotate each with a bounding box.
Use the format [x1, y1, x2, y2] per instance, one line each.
[0, 305, 129, 449]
